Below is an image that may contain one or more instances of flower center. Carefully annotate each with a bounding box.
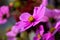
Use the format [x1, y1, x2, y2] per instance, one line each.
[2, 14, 7, 19]
[37, 34, 41, 39]
[49, 27, 56, 33]
[28, 16, 35, 22]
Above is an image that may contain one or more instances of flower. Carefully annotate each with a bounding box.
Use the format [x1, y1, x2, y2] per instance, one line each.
[42, 0, 48, 6]
[42, 32, 55, 40]
[48, 21, 60, 35]
[6, 5, 45, 37]
[33, 21, 60, 40]
[33, 25, 44, 40]
[19, 6, 45, 31]
[0, 6, 10, 24]
[52, 21, 60, 35]
[19, 0, 47, 30]
[6, 0, 46, 38]
[42, 21, 60, 40]
[33, 24, 55, 40]
[15, 3, 45, 32]
[45, 5, 60, 21]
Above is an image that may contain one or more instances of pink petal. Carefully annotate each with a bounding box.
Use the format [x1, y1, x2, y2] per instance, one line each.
[33, 36, 39, 40]
[45, 8, 52, 17]
[33, 7, 39, 17]
[0, 11, 3, 17]
[55, 21, 60, 29]
[48, 36, 55, 40]
[33, 7, 46, 26]
[6, 31, 17, 37]
[35, 25, 44, 40]
[45, 8, 60, 18]
[11, 21, 33, 32]
[42, 0, 48, 6]
[33, 0, 47, 17]
[39, 16, 49, 22]
[19, 13, 31, 21]
[19, 21, 33, 32]
[0, 6, 9, 14]
[43, 32, 52, 40]
[35, 25, 44, 35]
[33, 16, 48, 26]
[45, 8, 55, 18]
[11, 26, 19, 34]
[33, 4, 45, 19]
[54, 9, 60, 13]
[39, 25, 44, 36]
[0, 15, 2, 20]
[0, 6, 10, 17]
[36, 6, 45, 21]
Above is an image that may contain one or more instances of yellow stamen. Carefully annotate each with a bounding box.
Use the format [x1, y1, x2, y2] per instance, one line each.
[28, 16, 34, 22]
[49, 27, 56, 33]
[37, 34, 41, 39]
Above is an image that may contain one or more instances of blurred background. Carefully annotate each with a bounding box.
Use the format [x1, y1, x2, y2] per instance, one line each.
[0, 0, 60, 40]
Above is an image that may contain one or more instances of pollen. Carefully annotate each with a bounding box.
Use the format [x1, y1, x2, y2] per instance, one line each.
[28, 16, 35, 22]
[49, 27, 56, 33]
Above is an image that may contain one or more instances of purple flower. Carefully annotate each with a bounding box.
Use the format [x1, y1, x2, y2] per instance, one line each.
[42, 21, 60, 40]
[33, 21, 60, 40]
[19, 7, 45, 31]
[33, 25, 44, 40]
[42, 32, 55, 40]
[0, 6, 10, 24]
[6, 4, 46, 39]
[52, 21, 60, 35]
[6, 0, 47, 39]
[54, 9, 60, 13]
[18, 0, 47, 31]
[34, 29, 55, 40]
[6, 5, 45, 37]
[42, 0, 48, 6]
[48, 21, 60, 35]
[15, 4, 45, 31]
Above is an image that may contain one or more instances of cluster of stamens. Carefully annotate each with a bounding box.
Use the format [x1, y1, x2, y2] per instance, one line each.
[37, 34, 41, 39]
[28, 16, 35, 22]
[49, 27, 56, 33]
